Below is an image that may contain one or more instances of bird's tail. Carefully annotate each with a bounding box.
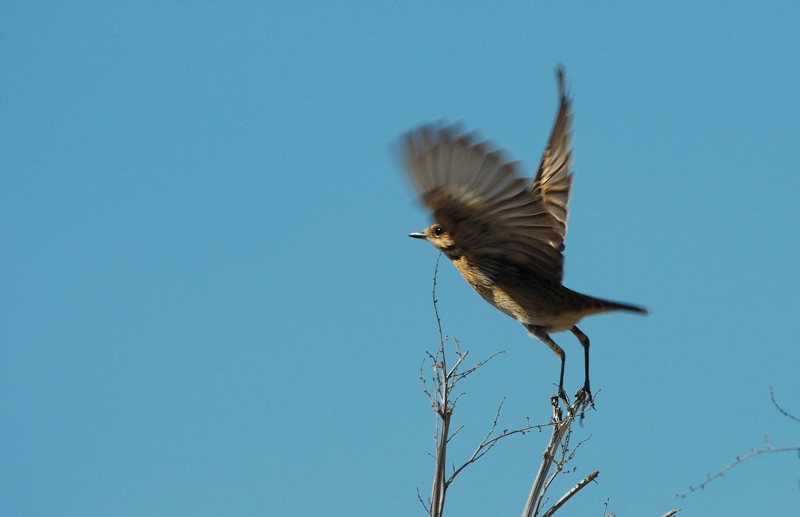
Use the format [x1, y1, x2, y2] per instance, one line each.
[583, 294, 649, 315]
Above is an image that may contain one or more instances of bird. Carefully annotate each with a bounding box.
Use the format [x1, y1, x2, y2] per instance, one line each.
[402, 67, 647, 401]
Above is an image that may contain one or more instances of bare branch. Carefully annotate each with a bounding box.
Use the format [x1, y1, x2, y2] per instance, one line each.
[598, 500, 679, 517]
[674, 441, 800, 498]
[416, 487, 430, 513]
[521, 391, 595, 517]
[420, 359, 433, 403]
[770, 386, 800, 423]
[676, 389, 800, 498]
[455, 350, 505, 381]
[600, 498, 614, 517]
[432, 252, 444, 346]
[541, 470, 598, 517]
[420, 255, 540, 517]
[446, 424, 465, 444]
[446, 346, 469, 379]
[447, 398, 547, 485]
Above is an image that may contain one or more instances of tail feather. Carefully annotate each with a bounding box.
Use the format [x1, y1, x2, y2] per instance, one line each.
[595, 297, 648, 315]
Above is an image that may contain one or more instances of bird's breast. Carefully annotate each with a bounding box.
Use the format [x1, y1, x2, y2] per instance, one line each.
[451, 256, 490, 287]
[448, 255, 592, 331]
[450, 256, 523, 320]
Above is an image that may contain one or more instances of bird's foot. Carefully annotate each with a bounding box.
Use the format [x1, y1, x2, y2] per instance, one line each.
[574, 386, 595, 420]
[555, 385, 569, 404]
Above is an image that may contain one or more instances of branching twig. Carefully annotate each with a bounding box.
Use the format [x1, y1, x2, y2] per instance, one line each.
[431, 253, 444, 346]
[455, 350, 505, 382]
[541, 470, 598, 517]
[416, 487, 429, 514]
[420, 253, 536, 517]
[600, 498, 679, 517]
[770, 385, 800, 423]
[674, 437, 800, 498]
[521, 392, 595, 517]
[447, 398, 546, 485]
[600, 498, 614, 517]
[675, 388, 800, 498]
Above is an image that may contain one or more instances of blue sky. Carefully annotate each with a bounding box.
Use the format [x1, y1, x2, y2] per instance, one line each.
[2, 2, 799, 516]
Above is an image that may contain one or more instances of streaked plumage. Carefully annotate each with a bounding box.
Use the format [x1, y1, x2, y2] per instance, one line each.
[403, 68, 646, 399]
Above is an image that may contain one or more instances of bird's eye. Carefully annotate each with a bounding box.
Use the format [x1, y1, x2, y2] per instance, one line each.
[433, 225, 444, 237]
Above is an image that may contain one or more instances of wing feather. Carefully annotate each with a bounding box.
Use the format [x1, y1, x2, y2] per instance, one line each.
[404, 128, 563, 283]
[403, 69, 575, 284]
[531, 66, 574, 243]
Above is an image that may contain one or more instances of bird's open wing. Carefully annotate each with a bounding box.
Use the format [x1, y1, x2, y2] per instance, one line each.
[403, 125, 567, 284]
[530, 66, 574, 252]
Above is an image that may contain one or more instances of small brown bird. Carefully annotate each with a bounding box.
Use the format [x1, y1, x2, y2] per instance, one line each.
[403, 68, 646, 399]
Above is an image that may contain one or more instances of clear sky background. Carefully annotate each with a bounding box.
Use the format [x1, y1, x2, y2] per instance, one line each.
[2, 2, 799, 516]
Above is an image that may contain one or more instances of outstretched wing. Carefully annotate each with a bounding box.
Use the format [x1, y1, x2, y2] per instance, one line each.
[403, 124, 567, 284]
[530, 66, 574, 251]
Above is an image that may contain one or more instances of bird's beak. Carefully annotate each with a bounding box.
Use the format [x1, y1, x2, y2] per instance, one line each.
[409, 232, 427, 240]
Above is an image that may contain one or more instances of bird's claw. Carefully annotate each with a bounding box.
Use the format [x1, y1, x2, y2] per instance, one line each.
[555, 386, 569, 404]
[575, 386, 595, 416]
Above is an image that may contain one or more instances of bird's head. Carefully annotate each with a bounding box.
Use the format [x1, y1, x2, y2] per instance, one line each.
[409, 223, 455, 252]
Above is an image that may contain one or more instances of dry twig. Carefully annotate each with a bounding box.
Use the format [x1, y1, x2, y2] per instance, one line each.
[521, 392, 595, 517]
[421, 254, 541, 517]
[675, 387, 800, 498]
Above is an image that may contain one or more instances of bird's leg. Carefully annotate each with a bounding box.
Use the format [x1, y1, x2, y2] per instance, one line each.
[570, 326, 593, 407]
[524, 324, 568, 402]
